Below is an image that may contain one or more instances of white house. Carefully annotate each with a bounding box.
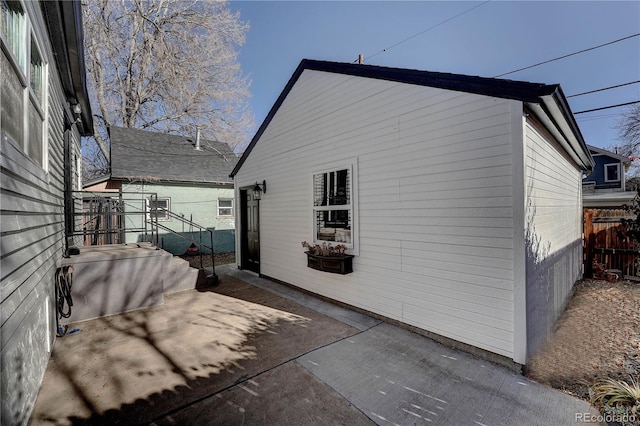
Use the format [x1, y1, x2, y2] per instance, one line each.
[231, 59, 593, 368]
[1, 1, 93, 423]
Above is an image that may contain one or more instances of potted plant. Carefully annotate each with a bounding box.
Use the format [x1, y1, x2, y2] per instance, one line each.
[301, 241, 354, 274]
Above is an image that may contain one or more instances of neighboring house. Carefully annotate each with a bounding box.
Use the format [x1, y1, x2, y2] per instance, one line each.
[231, 59, 594, 368]
[84, 126, 237, 254]
[1, 1, 93, 424]
[583, 145, 636, 208]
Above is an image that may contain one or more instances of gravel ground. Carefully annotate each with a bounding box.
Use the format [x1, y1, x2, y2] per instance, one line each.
[180, 252, 236, 269]
[526, 279, 640, 400]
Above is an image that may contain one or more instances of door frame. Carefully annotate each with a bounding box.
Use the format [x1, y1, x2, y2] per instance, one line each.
[239, 188, 260, 273]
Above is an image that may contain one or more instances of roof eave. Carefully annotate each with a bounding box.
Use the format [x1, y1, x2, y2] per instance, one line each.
[112, 176, 234, 186]
[231, 60, 308, 177]
[231, 59, 594, 176]
[42, 1, 93, 135]
[527, 89, 594, 172]
[587, 145, 631, 163]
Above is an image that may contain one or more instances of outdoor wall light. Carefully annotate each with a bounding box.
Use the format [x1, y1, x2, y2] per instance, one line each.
[253, 180, 266, 200]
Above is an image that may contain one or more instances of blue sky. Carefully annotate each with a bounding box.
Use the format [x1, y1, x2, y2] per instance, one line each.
[229, 1, 640, 152]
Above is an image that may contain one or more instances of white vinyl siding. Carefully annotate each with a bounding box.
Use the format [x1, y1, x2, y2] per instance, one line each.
[235, 70, 519, 359]
[525, 118, 582, 257]
[523, 117, 583, 358]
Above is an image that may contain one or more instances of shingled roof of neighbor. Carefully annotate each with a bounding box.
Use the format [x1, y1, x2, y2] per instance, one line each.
[109, 126, 237, 184]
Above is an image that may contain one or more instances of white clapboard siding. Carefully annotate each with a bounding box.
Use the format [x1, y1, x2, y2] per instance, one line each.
[525, 119, 582, 253]
[236, 69, 520, 359]
[523, 117, 583, 358]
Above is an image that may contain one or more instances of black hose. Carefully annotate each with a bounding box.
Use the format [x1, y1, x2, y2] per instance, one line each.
[55, 266, 74, 336]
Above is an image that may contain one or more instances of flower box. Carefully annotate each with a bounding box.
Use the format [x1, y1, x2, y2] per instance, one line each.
[305, 251, 354, 274]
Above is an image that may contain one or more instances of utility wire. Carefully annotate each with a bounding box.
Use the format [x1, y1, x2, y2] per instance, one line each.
[494, 33, 640, 78]
[576, 113, 621, 122]
[574, 100, 640, 115]
[568, 80, 640, 98]
[358, 1, 490, 63]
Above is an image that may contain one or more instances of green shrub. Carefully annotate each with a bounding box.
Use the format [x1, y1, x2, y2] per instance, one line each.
[590, 377, 640, 426]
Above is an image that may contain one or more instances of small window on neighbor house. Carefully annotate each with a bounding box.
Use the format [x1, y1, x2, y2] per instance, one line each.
[148, 197, 170, 221]
[218, 199, 233, 216]
[605, 163, 620, 182]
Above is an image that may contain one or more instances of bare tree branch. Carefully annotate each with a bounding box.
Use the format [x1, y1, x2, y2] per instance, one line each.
[81, 0, 254, 178]
[616, 104, 640, 154]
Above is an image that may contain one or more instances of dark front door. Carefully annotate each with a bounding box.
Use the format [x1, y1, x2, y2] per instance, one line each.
[241, 190, 260, 273]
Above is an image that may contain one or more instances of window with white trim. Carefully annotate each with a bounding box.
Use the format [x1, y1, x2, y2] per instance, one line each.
[1, 0, 47, 167]
[218, 198, 233, 217]
[148, 197, 170, 221]
[605, 163, 620, 182]
[27, 35, 44, 165]
[312, 162, 357, 251]
[1, 1, 26, 71]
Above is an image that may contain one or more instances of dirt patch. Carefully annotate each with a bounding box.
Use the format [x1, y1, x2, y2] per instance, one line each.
[526, 279, 640, 400]
[180, 252, 236, 269]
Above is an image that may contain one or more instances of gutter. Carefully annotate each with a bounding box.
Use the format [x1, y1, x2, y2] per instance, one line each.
[41, 0, 93, 135]
[114, 177, 235, 186]
[527, 88, 594, 172]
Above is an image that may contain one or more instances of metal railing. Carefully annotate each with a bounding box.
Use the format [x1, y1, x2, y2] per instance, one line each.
[155, 208, 215, 271]
[70, 190, 215, 272]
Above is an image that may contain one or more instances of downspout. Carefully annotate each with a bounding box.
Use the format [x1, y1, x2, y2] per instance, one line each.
[63, 116, 73, 255]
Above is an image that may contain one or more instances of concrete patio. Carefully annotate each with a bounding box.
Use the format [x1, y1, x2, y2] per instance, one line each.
[29, 266, 599, 425]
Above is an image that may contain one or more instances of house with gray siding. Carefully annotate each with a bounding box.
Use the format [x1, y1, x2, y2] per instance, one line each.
[1, 1, 93, 423]
[231, 59, 594, 368]
[84, 126, 237, 254]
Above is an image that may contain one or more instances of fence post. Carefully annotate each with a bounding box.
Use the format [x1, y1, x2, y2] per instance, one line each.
[584, 209, 593, 277]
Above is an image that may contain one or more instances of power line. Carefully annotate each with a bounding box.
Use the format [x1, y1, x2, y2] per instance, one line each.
[574, 100, 640, 115]
[575, 113, 621, 122]
[567, 80, 640, 98]
[494, 33, 640, 78]
[358, 1, 491, 63]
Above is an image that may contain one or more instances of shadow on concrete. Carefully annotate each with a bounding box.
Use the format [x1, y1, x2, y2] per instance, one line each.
[30, 276, 361, 425]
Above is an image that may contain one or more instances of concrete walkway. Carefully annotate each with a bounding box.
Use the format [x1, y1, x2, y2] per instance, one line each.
[30, 266, 598, 425]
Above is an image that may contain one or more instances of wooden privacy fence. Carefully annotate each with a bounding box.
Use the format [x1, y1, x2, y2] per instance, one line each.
[584, 208, 639, 279]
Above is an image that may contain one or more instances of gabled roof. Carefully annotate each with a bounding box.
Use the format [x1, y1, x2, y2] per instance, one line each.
[587, 145, 631, 163]
[231, 59, 593, 177]
[109, 126, 236, 184]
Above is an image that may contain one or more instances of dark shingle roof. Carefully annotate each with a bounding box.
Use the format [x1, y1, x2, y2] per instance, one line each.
[231, 59, 593, 177]
[109, 126, 236, 184]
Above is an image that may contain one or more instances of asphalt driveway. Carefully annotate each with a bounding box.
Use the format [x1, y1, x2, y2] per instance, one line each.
[30, 266, 598, 425]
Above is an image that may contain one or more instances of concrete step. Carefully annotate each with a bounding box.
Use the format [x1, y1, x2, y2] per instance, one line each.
[163, 255, 200, 293]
